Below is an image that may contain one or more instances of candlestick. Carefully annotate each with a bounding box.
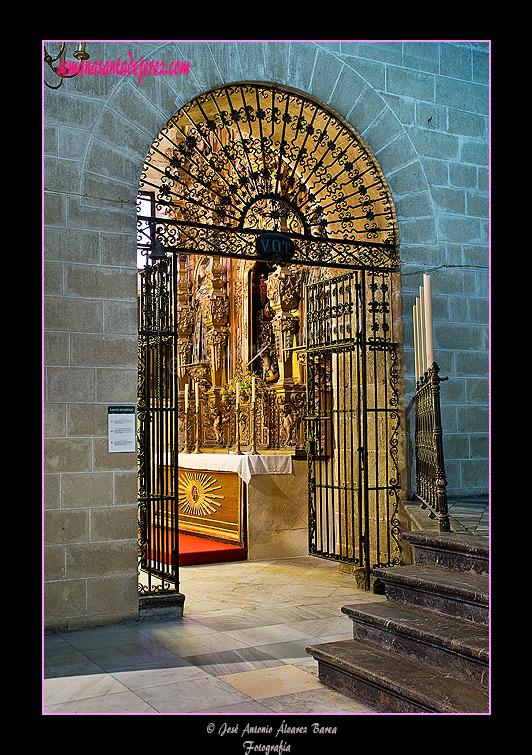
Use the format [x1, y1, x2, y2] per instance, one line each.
[234, 406, 242, 455]
[73, 42, 89, 62]
[423, 274, 434, 369]
[233, 382, 242, 454]
[192, 381, 202, 453]
[183, 384, 190, 453]
[249, 402, 258, 455]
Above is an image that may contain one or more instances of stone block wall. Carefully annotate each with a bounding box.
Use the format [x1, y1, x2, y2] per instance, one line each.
[43, 56, 141, 628]
[43, 210, 139, 629]
[325, 42, 489, 496]
[43, 40, 489, 630]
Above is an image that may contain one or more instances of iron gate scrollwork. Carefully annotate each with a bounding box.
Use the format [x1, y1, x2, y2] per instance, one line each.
[138, 82, 399, 271]
[305, 270, 402, 588]
[137, 254, 180, 595]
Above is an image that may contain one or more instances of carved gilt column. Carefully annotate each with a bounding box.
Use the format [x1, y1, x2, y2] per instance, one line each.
[266, 267, 305, 451]
[175, 253, 194, 375]
[174, 254, 193, 451]
[200, 256, 230, 394]
[266, 267, 301, 386]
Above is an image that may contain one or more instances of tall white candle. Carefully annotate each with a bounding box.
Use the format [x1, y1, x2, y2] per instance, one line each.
[195, 382, 199, 410]
[252, 375, 256, 404]
[413, 303, 419, 384]
[415, 297, 423, 377]
[423, 274, 434, 370]
[236, 382, 240, 407]
[419, 286, 426, 374]
[184, 383, 189, 411]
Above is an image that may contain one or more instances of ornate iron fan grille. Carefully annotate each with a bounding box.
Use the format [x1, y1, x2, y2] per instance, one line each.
[138, 82, 399, 271]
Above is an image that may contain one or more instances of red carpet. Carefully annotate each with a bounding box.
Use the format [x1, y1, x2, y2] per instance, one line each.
[178, 532, 247, 566]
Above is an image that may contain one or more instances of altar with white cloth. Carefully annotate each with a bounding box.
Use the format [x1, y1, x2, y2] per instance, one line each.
[178, 452, 293, 484]
[177, 453, 307, 559]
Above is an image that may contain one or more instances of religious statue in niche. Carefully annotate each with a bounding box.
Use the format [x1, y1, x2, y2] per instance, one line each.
[191, 261, 210, 366]
[279, 403, 296, 447]
[252, 266, 279, 384]
[212, 407, 228, 445]
[260, 342, 279, 383]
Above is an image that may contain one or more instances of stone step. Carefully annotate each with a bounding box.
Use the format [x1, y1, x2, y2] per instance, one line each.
[306, 639, 489, 713]
[342, 601, 489, 688]
[402, 530, 489, 574]
[372, 565, 489, 624]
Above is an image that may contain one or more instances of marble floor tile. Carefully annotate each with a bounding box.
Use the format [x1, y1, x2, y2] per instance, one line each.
[43, 672, 130, 706]
[80, 643, 187, 672]
[223, 623, 315, 648]
[281, 601, 350, 619]
[191, 611, 280, 632]
[44, 690, 156, 714]
[110, 664, 209, 690]
[218, 664, 323, 699]
[156, 631, 249, 658]
[199, 700, 274, 713]
[284, 616, 353, 638]
[134, 617, 219, 639]
[56, 625, 143, 651]
[231, 604, 338, 627]
[43, 635, 73, 654]
[262, 687, 377, 714]
[182, 645, 276, 666]
[196, 661, 282, 678]
[255, 638, 321, 663]
[133, 675, 253, 713]
[273, 583, 340, 602]
[290, 658, 320, 676]
[181, 646, 283, 676]
[43, 556, 390, 714]
[44, 651, 104, 679]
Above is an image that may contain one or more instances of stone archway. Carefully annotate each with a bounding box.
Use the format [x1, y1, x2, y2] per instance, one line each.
[136, 80, 407, 592]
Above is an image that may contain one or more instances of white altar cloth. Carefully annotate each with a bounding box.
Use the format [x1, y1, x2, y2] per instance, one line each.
[178, 453, 293, 484]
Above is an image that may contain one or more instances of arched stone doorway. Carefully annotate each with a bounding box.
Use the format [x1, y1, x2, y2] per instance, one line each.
[139, 80, 399, 264]
[137, 81, 405, 598]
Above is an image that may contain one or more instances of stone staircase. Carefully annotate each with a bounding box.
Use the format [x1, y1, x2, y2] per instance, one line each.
[306, 530, 489, 713]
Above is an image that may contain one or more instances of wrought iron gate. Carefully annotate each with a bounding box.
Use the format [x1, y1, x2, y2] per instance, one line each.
[136, 81, 405, 594]
[137, 254, 180, 595]
[305, 269, 402, 587]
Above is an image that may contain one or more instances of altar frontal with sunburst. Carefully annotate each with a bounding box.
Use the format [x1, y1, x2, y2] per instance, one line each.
[178, 471, 224, 516]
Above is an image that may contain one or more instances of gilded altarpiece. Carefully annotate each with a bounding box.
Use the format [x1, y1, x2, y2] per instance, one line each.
[168, 246, 309, 544]
[176, 254, 308, 457]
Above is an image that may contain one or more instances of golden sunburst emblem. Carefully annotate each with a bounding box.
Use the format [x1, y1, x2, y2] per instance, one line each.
[178, 472, 224, 516]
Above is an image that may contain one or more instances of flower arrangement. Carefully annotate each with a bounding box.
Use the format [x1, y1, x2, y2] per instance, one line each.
[221, 369, 267, 404]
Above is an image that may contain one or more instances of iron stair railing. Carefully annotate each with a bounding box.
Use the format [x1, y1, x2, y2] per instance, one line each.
[414, 362, 450, 532]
